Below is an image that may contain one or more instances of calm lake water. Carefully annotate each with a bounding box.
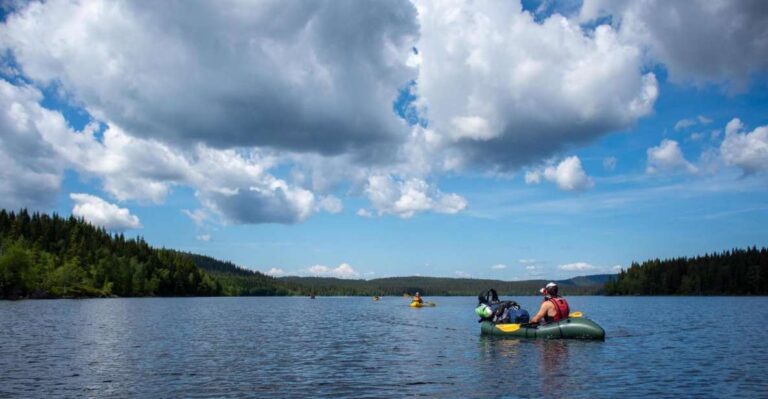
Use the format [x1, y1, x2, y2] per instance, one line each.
[1, 296, 767, 398]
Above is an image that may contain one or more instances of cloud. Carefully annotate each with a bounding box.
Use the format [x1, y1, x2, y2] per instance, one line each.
[70, 193, 141, 231]
[200, 182, 315, 225]
[526, 156, 594, 191]
[307, 263, 360, 279]
[612, 265, 623, 272]
[356, 208, 373, 218]
[265, 268, 285, 277]
[646, 139, 698, 174]
[580, 0, 768, 91]
[491, 264, 507, 270]
[364, 175, 467, 218]
[675, 115, 712, 131]
[559, 262, 597, 271]
[454, 270, 471, 278]
[196, 234, 211, 242]
[415, 0, 657, 170]
[720, 118, 768, 174]
[675, 119, 696, 131]
[0, 0, 419, 156]
[0, 80, 66, 210]
[318, 196, 343, 214]
[0, 82, 329, 224]
[183, 209, 210, 227]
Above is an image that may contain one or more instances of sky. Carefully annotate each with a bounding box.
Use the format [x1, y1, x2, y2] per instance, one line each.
[0, 0, 766, 281]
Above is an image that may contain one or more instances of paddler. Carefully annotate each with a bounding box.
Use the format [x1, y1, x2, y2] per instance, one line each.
[530, 282, 570, 324]
[413, 292, 424, 304]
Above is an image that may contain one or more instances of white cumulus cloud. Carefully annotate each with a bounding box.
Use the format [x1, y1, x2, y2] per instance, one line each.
[580, 0, 768, 91]
[415, 0, 658, 170]
[265, 268, 286, 277]
[307, 263, 360, 279]
[491, 264, 507, 270]
[70, 193, 141, 231]
[0, 80, 67, 210]
[0, 0, 418, 155]
[559, 262, 597, 271]
[720, 118, 768, 174]
[526, 156, 594, 191]
[364, 175, 467, 218]
[646, 139, 698, 174]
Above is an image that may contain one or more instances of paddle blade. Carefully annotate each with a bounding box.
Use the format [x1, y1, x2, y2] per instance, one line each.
[569, 311, 583, 318]
[495, 324, 521, 333]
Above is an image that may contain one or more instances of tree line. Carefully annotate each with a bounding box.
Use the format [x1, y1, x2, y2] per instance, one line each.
[4, 208, 764, 299]
[280, 274, 612, 297]
[0, 209, 222, 299]
[604, 247, 767, 295]
[183, 253, 301, 296]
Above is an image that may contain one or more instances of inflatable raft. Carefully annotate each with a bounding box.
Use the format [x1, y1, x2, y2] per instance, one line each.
[480, 317, 605, 340]
[410, 301, 436, 308]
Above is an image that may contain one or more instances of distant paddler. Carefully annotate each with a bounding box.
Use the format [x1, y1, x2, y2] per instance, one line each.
[409, 292, 435, 307]
[373, 295, 381, 301]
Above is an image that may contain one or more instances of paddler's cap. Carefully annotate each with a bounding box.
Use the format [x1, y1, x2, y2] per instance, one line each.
[540, 282, 557, 295]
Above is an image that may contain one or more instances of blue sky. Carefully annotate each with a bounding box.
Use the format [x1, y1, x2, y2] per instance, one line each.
[0, 0, 766, 280]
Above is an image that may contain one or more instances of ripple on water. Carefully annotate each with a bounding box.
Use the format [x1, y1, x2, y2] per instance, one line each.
[1, 296, 768, 398]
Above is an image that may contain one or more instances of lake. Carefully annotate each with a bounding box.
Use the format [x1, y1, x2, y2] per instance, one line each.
[1, 296, 767, 398]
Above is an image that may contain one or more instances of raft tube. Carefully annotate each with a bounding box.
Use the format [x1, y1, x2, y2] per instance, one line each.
[480, 317, 605, 340]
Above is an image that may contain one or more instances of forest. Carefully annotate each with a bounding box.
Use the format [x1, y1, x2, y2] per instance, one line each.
[2, 209, 765, 299]
[603, 247, 767, 295]
[0, 209, 221, 299]
[183, 253, 301, 296]
[280, 274, 611, 296]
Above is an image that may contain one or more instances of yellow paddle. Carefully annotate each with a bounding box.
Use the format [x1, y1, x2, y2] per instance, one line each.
[495, 324, 522, 332]
[494, 312, 583, 332]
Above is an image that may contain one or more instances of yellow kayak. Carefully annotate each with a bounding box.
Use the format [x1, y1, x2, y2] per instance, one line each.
[410, 301, 436, 308]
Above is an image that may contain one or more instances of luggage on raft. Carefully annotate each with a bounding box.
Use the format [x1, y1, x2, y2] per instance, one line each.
[480, 317, 605, 340]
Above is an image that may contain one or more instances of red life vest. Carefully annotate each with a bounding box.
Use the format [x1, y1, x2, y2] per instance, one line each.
[544, 297, 570, 322]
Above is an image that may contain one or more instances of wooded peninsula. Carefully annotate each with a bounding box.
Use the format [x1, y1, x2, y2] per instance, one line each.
[0, 209, 765, 299]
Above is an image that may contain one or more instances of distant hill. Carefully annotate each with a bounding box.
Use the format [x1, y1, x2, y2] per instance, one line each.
[280, 274, 612, 296]
[184, 253, 301, 296]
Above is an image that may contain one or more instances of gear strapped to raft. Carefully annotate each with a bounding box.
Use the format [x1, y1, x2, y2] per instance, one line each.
[476, 289, 530, 324]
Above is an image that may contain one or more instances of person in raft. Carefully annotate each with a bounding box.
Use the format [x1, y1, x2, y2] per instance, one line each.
[530, 282, 570, 325]
[413, 292, 424, 304]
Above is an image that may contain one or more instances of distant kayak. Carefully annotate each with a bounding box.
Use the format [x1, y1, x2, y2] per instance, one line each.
[480, 317, 604, 340]
[373, 296, 381, 301]
[410, 301, 436, 308]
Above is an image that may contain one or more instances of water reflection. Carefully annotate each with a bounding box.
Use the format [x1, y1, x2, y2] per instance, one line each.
[536, 340, 570, 397]
[2, 297, 768, 398]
